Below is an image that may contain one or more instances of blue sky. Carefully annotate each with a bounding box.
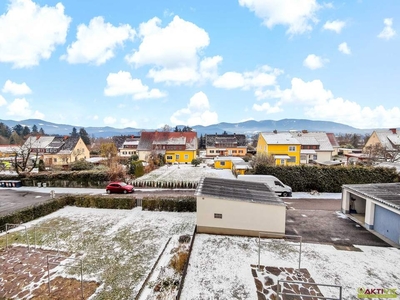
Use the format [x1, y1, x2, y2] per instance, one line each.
[0, 0, 399, 130]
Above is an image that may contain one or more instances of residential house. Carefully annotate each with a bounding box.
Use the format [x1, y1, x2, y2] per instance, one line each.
[196, 177, 286, 237]
[257, 132, 301, 166]
[23, 136, 90, 167]
[117, 136, 140, 157]
[363, 128, 400, 161]
[205, 133, 247, 157]
[326, 133, 340, 156]
[289, 131, 336, 164]
[137, 131, 197, 163]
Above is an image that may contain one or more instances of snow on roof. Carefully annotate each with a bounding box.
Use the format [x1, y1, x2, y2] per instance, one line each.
[214, 156, 244, 162]
[291, 132, 334, 151]
[24, 136, 55, 148]
[261, 132, 300, 145]
[343, 183, 400, 211]
[374, 129, 400, 150]
[196, 177, 284, 205]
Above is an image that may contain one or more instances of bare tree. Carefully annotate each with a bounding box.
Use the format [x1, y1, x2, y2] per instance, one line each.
[250, 153, 275, 169]
[12, 141, 40, 174]
[364, 144, 400, 163]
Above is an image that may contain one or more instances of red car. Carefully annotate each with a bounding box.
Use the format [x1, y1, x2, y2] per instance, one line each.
[106, 182, 134, 194]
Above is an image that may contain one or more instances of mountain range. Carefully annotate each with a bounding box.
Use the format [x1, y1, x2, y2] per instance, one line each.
[0, 118, 372, 138]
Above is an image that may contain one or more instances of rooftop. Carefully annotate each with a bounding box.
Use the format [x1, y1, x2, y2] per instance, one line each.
[343, 183, 400, 211]
[261, 132, 300, 145]
[195, 177, 285, 205]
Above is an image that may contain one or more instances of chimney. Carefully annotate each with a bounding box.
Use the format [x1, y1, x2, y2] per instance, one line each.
[389, 128, 397, 134]
[302, 130, 308, 134]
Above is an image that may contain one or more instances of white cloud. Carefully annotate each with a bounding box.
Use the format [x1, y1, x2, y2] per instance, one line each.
[323, 20, 346, 33]
[378, 18, 396, 40]
[103, 116, 117, 125]
[62, 16, 135, 65]
[125, 16, 219, 84]
[252, 102, 282, 113]
[238, 0, 320, 35]
[213, 65, 282, 89]
[6, 98, 44, 119]
[0, 95, 7, 106]
[0, 0, 71, 68]
[104, 71, 167, 100]
[258, 77, 400, 128]
[2, 80, 32, 95]
[199, 56, 223, 81]
[303, 54, 329, 70]
[338, 42, 351, 55]
[170, 92, 218, 126]
[120, 118, 138, 128]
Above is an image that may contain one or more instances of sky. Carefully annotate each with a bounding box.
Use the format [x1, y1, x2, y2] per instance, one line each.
[0, 0, 399, 130]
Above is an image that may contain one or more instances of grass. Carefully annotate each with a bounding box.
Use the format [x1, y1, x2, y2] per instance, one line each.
[0, 207, 196, 299]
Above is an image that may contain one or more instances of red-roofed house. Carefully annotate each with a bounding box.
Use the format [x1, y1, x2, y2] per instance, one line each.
[137, 131, 198, 163]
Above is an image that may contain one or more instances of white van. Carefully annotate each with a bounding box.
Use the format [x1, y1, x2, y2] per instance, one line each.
[237, 175, 292, 197]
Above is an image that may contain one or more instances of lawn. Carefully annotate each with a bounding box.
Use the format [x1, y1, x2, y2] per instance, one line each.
[0, 206, 196, 299]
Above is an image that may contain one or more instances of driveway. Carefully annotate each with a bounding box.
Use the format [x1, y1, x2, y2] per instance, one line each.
[284, 198, 390, 247]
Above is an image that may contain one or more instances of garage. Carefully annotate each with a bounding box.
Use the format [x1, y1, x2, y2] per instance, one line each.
[195, 177, 286, 237]
[342, 183, 400, 246]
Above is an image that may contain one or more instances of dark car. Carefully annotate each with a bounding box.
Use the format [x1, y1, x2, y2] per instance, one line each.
[106, 182, 134, 194]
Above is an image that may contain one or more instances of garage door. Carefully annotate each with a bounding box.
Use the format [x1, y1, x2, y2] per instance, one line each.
[374, 205, 400, 245]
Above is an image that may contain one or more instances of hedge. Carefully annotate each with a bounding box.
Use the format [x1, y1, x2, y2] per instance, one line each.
[142, 196, 196, 212]
[254, 165, 399, 193]
[0, 195, 136, 233]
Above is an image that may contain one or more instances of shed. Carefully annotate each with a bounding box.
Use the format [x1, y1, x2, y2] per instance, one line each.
[195, 177, 286, 237]
[342, 183, 400, 246]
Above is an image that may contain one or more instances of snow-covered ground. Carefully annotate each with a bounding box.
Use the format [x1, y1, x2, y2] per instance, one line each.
[1, 206, 196, 299]
[181, 234, 400, 299]
[135, 163, 236, 182]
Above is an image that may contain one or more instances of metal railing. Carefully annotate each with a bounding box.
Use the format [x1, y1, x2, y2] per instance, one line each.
[277, 280, 343, 300]
[5, 223, 30, 252]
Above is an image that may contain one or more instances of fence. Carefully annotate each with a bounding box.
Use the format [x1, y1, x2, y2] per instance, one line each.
[277, 280, 343, 300]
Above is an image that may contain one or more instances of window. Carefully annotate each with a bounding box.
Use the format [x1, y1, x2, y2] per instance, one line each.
[232, 150, 237, 153]
[166, 155, 173, 160]
[176, 154, 180, 160]
[214, 213, 222, 219]
[220, 161, 225, 166]
[239, 150, 243, 154]
[289, 146, 296, 152]
[313, 154, 318, 160]
[288, 156, 296, 162]
[280, 159, 285, 165]
[210, 150, 214, 153]
[184, 154, 189, 160]
[53, 158, 57, 163]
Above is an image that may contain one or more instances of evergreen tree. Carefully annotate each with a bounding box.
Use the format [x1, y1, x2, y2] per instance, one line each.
[70, 127, 79, 137]
[22, 126, 31, 136]
[0, 122, 12, 138]
[13, 124, 24, 136]
[39, 128, 45, 135]
[79, 127, 91, 145]
[9, 131, 22, 144]
[32, 124, 38, 134]
[174, 126, 180, 132]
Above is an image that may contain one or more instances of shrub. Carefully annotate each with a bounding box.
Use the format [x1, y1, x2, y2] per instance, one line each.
[170, 251, 189, 273]
[142, 196, 196, 212]
[254, 165, 398, 193]
[191, 158, 202, 167]
[70, 159, 94, 171]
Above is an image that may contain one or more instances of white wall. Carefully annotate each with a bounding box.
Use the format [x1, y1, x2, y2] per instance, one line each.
[197, 196, 286, 235]
[317, 151, 332, 162]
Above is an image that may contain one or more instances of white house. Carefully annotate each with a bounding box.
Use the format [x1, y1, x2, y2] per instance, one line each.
[195, 177, 286, 237]
[342, 183, 400, 246]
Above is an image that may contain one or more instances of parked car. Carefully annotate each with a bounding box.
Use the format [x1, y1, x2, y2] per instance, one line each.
[237, 175, 292, 197]
[106, 182, 134, 194]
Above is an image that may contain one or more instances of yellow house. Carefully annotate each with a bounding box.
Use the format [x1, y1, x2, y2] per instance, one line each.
[214, 156, 252, 175]
[137, 131, 198, 164]
[43, 137, 90, 166]
[257, 132, 301, 166]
